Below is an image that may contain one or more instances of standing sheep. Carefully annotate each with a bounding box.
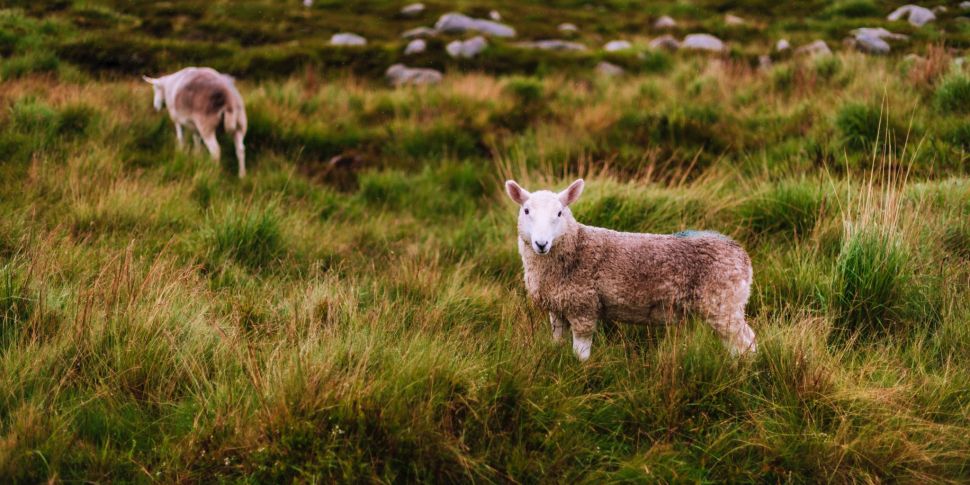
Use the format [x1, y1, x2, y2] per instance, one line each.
[142, 67, 248, 178]
[505, 179, 756, 361]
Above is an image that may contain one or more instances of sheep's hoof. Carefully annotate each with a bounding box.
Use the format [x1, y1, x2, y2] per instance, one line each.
[572, 335, 592, 361]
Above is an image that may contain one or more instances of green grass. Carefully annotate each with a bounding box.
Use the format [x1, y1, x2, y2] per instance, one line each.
[0, 1, 969, 482]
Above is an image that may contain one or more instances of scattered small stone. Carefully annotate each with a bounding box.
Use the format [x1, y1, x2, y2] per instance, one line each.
[446, 36, 488, 58]
[303, 0, 312, 7]
[400, 3, 425, 17]
[795, 40, 831, 56]
[386, 64, 442, 86]
[489, 10, 501, 21]
[962, 1, 970, 9]
[887, 5, 936, 27]
[682, 33, 725, 52]
[758, 55, 772, 70]
[404, 39, 426, 55]
[725, 14, 746, 26]
[654, 15, 677, 29]
[435, 12, 515, 37]
[851, 27, 909, 41]
[604, 40, 633, 52]
[401, 26, 437, 39]
[851, 33, 890, 55]
[596, 61, 625, 77]
[330, 33, 367, 46]
[558, 22, 578, 33]
[518, 39, 587, 51]
[649, 34, 680, 51]
[776, 39, 791, 52]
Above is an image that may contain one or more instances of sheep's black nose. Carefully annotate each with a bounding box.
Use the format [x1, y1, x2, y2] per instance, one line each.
[535, 241, 548, 252]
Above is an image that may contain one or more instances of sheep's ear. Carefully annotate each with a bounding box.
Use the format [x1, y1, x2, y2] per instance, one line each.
[559, 179, 584, 206]
[505, 180, 530, 205]
[142, 75, 158, 85]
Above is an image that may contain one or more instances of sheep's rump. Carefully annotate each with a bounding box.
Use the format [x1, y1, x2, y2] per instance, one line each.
[174, 71, 233, 118]
[584, 226, 751, 323]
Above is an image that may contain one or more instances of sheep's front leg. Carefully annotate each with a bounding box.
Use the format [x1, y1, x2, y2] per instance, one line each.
[549, 313, 567, 343]
[568, 315, 597, 361]
[175, 123, 185, 150]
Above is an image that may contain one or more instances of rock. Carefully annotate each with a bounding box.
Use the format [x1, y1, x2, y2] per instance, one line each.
[852, 34, 891, 54]
[303, 0, 312, 7]
[404, 39, 426, 55]
[851, 27, 908, 41]
[386, 64, 442, 86]
[649, 34, 680, 51]
[401, 3, 425, 17]
[887, 5, 935, 27]
[446, 36, 488, 58]
[682, 33, 725, 52]
[330, 33, 367, 46]
[795, 40, 832, 56]
[725, 14, 746, 25]
[962, 1, 970, 9]
[558, 22, 578, 33]
[518, 39, 587, 51]
[596, 61, 625, 77]
[758, 55, 772, 70]
[604, 40, 633, 52]
[933, 6, 947, 14]
[654, 15, 677, 29]
[435, 12, 515, 37]
[401, 26, 437, 39]
[489, 10, 501, 21]
[776, 39, 791, 52]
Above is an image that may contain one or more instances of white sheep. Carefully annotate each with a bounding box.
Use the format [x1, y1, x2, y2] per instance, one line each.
[505, 179, 757, 361]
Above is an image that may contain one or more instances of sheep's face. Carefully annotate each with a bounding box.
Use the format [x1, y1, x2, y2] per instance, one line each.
[143, 76, 165, 111]
[505, 179, 584, 256]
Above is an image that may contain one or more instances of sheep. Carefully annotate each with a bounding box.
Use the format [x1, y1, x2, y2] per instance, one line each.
[142, 67, 248, 178]
[504, 179, 756, 361]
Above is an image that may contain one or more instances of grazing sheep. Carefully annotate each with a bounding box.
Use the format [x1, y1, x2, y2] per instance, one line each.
[142, 67, 248, 178]
[505, 179, 756, 361]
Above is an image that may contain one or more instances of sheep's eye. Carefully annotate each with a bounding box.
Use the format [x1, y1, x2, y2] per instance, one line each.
[558, 211, 562, 217]
[524, 208, 529, 215]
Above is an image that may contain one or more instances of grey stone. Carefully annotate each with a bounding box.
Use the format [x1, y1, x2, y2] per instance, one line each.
[435, 12, 515, 37]
[386, 64, 442, 86]
[596, 61, 625, 77]
[649, 34, 680, 51]
[682, 33, 725, 52]
[330, 33, 367, 46]
[518, 39, 587, 51]
[401, 27, 437, 39]
[776, 39, 791, 52]
[446, 36, 488, 58]
[654, 15, 676, 29]
[887, 5, 935, 27]
[795, 40, 831, 56]
[604, 40, 633, 52]
[401, 3, 425, 17]
[404, 39, 426, 55]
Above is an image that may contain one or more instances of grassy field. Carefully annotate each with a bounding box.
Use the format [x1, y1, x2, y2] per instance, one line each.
[2, 1, 970, 482]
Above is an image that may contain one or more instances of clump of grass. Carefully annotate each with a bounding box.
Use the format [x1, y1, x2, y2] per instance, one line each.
[55, 103, 98, 138]
[737, 179, 825, 239]
[834, 230, 910, 338]
[813, 55, 841, 81]
[820, 0, 879, 18]
[0, 50, 60, 79]
[942, 222, 970, 260]
[835, 103, 901, 152]
[0, 261, 32, 349]
[933, 74, 970, 114]
[207, 205, 285, 270]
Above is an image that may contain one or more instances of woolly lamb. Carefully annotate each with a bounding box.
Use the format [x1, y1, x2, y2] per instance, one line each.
[505, 179, 756, 361]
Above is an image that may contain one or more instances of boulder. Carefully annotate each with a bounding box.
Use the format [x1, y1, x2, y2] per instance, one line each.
[604, 40, 633, 51]
[682, 33, 725, 52]
[401, 26, 437, 39]
[725, 14, 746, 25]
[558, 22, 578, 33]
[852, 34, 891, 54]
[446, 36, 488, 58]
[518, 39, 587, 51]
[596, 61, 625, 77]
[887, 5, 936, 27]
[404, 39, 426, 55]
[400, 3, 425, 17]
[386, 64, 443, 86]
[330, 33, 367, 46]
[795, 40, 831, 56]
[962, 1, 970, 9]
[435, 12, 515, 37]
[649, 34, 680, 51]
[654, 15, 677, 29]
[776, 39, 791, 52]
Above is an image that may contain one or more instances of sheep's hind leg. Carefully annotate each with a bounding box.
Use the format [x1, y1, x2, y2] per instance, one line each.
[175, 123, 185, 150]
[233, 130, 246, 178]
[549, 313, 567, 343]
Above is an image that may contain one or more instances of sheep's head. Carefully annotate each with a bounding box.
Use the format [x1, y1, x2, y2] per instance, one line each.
[142, 75, 165, 111]
[505, 179, 584, 255]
